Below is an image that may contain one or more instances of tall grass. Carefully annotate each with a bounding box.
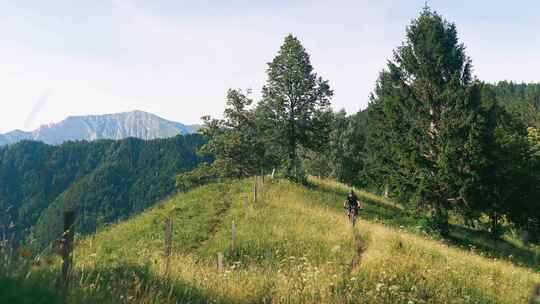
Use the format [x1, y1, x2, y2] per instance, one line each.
[3, 177, 539, 303]
[309, 176, 540, 271]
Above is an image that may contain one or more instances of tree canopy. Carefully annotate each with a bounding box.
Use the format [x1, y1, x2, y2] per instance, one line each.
[365, 7, 487, 234]
[258, 34, 333, 181]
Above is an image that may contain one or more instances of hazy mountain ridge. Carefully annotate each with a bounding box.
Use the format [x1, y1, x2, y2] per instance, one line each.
[0, 110, 200, 145]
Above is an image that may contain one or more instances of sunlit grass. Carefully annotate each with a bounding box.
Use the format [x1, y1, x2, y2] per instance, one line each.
[3, 177, 539, 303]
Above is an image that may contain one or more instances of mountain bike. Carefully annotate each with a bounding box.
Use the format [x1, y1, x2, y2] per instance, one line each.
[346, 207, 358, 227]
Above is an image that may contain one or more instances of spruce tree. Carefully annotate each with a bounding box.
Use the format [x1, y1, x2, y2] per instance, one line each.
[366, 7, 485, 235]
[258, 34, 333, 182]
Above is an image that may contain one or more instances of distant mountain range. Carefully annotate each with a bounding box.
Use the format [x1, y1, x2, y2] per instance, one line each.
[0, 110, 200, 146]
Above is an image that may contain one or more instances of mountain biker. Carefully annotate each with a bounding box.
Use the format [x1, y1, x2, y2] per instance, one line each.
[344, 190, 362, 220]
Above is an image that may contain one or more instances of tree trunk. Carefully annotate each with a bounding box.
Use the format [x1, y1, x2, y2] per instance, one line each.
[288, 134, 296, 178]
[490, 211, 499, 239]
[520, 230, 530, 247]
[287, 104, 297, 179]
[434, 202, 449, 237]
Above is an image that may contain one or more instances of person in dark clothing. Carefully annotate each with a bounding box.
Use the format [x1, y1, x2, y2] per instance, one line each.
[344, 190, 362, 225]
[344, 190, 359, 209]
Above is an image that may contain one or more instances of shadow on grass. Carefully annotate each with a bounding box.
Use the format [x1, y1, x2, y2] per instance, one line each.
[0, 275, 64, 304]
[1, 263, 265, 304]
[447, 225, 540, 271]
[308, 180, 418, 228]
[309, 179, 540, 272]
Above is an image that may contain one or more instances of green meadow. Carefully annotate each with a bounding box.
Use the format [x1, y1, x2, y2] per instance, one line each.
[2, 177, 539, 303]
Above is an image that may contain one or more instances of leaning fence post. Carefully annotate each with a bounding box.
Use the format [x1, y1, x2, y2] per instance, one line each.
[59, 210, 75, 291]
[217, 252, 224, 272]
[164, 218, 173, 275]
[230, 221, 237, 256]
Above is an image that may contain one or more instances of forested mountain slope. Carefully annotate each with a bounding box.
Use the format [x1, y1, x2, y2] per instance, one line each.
[0, 134, 207, 247]
[487, 81, 540, 106]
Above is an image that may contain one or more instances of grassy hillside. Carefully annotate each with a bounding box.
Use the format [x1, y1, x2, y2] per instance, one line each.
[2, 178, 539, 303]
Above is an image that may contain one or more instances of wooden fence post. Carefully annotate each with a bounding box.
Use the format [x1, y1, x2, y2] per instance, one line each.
[230, 221, 237, 256]
[217, 252, 224, 272]
[0, 231, 5, 257]
[59, 210, 75, 291]
[257, 175, 263, 198]
[0, 224, 6, 256]
[164, 218, 173, 275]
[253, 181, 257, 203]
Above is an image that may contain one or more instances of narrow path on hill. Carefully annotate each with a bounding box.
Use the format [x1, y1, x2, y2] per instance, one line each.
[193, 182, 236, 250]
[346, 226, 366, 274]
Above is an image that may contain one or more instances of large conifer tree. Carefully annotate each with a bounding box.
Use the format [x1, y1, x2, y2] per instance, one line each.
[366, 7, 485, 235]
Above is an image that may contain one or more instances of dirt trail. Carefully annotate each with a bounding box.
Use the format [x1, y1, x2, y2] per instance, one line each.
[347, 225, 366, 273]
[195, 183, 236, 250]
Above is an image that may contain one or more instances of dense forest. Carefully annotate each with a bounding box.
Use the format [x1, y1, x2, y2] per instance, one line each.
[182, 7, 540, 241]
[487, 81, 540, 128]
[0, 134, 207, 248]
[488, 81, 540, 107]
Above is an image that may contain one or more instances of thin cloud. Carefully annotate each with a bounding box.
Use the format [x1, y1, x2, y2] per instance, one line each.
[24, 89, 51, 130]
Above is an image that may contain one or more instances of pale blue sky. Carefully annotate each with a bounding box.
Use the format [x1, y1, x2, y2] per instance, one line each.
[1, 0, 539, 132]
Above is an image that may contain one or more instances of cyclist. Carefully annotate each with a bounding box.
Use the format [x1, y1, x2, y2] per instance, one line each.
[344, 190, 362, 226]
